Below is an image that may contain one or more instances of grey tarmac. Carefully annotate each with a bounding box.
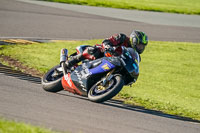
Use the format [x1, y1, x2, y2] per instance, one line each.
[0, 0, 200, 42]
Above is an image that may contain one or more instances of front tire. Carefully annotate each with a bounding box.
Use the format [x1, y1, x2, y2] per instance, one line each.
[88, 74, 124, 103]
[42, 65, 64, 92]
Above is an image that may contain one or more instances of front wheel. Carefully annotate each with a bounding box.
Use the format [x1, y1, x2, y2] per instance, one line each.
[88, 74, 124, 103]
[42, 65, 64, 92]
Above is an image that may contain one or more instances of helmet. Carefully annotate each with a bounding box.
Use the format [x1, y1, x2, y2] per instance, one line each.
[130, 30, 148, 54]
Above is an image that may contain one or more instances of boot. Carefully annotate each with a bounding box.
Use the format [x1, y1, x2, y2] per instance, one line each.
[65, 54, 84, 69]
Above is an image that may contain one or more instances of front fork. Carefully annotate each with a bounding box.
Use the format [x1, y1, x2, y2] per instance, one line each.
[102, 69, 115, 87]
[60, 48, 68, 76]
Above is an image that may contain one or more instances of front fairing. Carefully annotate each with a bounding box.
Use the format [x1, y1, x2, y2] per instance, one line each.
[120, 47, 140, 82]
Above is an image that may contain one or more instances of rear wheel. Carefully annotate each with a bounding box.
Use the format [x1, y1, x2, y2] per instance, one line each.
[42, 65, 64, 92]
[88, 74, 124, 103]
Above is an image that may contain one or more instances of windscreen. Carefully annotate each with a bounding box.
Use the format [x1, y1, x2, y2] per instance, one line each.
[122, 48, 140, 78]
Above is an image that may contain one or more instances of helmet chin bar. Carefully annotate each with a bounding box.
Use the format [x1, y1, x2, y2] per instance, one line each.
[135, 45, 145, 54]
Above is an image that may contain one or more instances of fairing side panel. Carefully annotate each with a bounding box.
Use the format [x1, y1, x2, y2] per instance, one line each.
[70, 63, 91, 96]
[89, 59, 115, 75]
[68, 58, 116, 96]
[62, 73, 83, 95]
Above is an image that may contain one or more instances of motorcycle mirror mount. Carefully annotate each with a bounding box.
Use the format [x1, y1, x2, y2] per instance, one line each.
[61, 62, 67, 76]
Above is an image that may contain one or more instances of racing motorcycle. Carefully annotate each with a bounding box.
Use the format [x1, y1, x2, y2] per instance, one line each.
[41, 45, 140, 103]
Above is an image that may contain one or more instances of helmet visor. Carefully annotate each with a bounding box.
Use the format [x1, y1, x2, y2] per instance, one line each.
[136, 44, 145, 54]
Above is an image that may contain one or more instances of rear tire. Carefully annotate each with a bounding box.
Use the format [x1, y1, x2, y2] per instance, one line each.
[88, 74, 124, 103]
[42, 65, 64, 92]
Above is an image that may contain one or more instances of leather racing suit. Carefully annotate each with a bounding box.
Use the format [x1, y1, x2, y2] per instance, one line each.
[65, 33, 132, 68]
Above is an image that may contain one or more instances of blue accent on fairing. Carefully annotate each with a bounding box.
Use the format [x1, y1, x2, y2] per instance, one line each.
[133, 63, 137, 69]
[89, 59, 115, 75]
[133, 63, 139, 73]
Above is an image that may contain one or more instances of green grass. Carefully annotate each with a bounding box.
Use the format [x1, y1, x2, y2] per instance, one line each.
[119, 41, 200, 119]
[0, 40, 200, 120]
[0, 118, 57, 133]
[42, 0, 200, 15]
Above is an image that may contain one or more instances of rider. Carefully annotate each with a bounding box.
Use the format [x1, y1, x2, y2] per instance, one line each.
[63, 30, 148, 68]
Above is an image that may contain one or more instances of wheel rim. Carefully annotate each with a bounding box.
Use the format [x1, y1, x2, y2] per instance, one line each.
[46, 69, 63, 82]
[90, 79, 116, 96]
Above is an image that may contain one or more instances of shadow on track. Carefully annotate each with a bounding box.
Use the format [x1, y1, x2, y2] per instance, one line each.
[1, 63, 199, 124]
[103, 99, 200, 123]
[0, 63, 41, 84]
[56, 91, 200, 124]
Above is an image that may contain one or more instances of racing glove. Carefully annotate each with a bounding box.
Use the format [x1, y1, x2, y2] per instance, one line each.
[104, 45, 115, 57]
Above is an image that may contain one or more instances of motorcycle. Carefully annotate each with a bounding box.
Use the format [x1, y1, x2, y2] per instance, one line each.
[41, 45, 140, 103]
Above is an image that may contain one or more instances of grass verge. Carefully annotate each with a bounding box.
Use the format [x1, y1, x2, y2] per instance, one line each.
[0, 118, 57, 133]
[0, 40, 200, 120]
[42, 0, 200, 15]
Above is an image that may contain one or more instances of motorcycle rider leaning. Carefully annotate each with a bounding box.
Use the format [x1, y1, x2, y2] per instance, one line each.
[63, 30, 148, 69]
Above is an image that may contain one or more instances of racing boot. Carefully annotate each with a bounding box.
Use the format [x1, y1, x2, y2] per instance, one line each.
[65, 46, 98, 68]
[65, 54, 84, 69]
[64, 46, 103, 69]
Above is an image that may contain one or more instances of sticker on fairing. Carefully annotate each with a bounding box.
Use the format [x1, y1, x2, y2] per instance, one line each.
[101, 63, 111, 71]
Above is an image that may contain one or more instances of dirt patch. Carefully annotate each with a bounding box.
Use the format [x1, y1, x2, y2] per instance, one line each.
[0, 54, 43, 77]
[0, 39, 36, 45]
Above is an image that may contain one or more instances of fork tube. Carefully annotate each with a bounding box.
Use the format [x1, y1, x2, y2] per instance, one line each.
[61, 63, 67, 76]
[102, 69, 115, 86]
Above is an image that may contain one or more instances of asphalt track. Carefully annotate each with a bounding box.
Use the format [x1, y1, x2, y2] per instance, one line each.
[0, 0, 200, 42]
[0, 0, 200, 133]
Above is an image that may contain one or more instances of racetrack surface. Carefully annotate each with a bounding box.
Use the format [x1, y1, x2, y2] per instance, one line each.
[0, 0, 200, 42]
[17, 0, 200, 28]
[0, 0, 200, 133]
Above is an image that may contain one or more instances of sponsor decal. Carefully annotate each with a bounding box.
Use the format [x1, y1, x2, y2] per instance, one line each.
[74, 63, 91, 92]
[81, 63, 91, 78]
[102, 63, 110, 71]
[62, 74, 82, 95]
[74, 70, 87, 92]
[64, 74, 73, 87]
[125, 52, 132, 59]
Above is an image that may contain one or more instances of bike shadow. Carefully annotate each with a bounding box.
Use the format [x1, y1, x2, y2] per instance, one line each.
[103, 99, 200, 123]
[0, 63, 41, 84]
[57, 91, 200, 124]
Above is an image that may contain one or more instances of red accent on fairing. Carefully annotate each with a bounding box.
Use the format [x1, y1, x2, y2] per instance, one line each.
[61, 73, 82, 95]
[82, 52, 95, 60]
[82, 49, 96, 60]
[76, 48, 81, 54]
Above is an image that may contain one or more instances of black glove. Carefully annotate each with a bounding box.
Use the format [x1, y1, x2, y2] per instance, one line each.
[86, 46, 97, 54]
[104, 45, 115, 57]
[104, 45, 114, 53]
